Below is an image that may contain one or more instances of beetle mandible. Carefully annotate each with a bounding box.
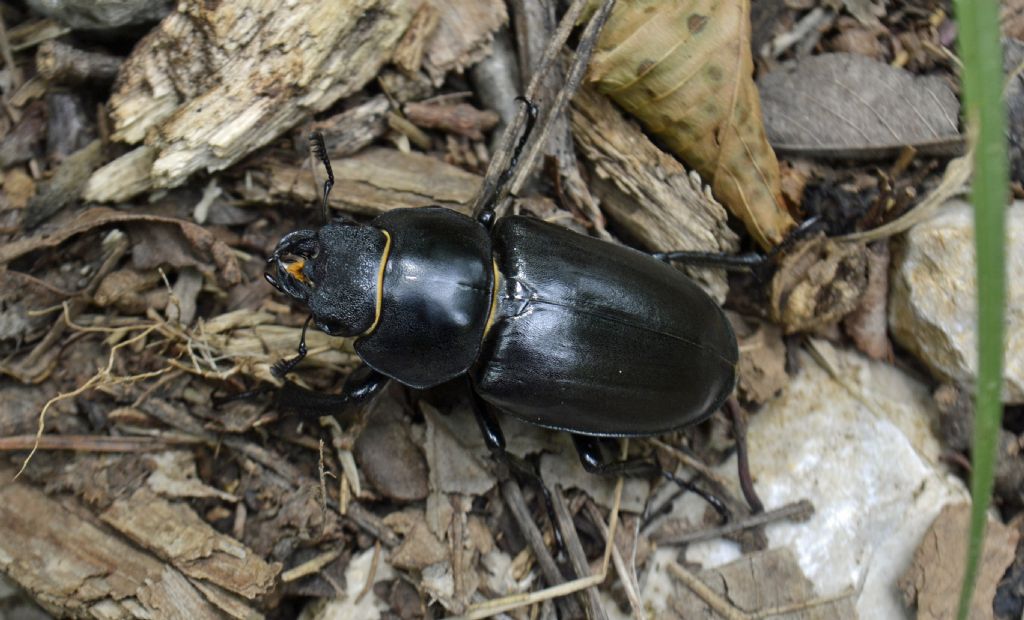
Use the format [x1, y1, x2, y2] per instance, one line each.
[265, 101, 738, 507]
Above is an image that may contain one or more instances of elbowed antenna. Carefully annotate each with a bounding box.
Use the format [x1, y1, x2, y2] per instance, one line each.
[309, 132, 334, 225]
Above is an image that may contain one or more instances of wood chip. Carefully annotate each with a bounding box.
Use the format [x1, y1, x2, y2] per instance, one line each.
[0, 475, 227, 619]
[100, 0, 418, 193]
[422, 0, 507, 84]
[101, 487, 281, 600]
[570, 85, 737, 302]
[256, 147, 481, 217]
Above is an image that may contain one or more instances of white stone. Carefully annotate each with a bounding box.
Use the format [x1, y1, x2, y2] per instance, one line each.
[889, 199, 1024, 403]
[313, 547, 395, 620]
[642, 341, 968, 619]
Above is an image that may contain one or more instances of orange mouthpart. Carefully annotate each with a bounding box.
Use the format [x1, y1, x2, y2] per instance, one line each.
[286, 259, 309, 284]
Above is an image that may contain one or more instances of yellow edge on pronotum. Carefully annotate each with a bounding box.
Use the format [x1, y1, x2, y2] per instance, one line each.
[482, 259, 501, 339]
[362, 229, 392, 336]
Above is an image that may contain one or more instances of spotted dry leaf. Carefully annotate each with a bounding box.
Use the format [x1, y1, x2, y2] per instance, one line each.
[587, 0, 795, 249]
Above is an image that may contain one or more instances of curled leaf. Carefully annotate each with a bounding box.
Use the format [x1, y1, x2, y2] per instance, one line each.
[587, 0, 795, 249]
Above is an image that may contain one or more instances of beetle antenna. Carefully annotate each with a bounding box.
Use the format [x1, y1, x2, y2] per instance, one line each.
[477, 97, 538, 228]
[310, 132, 334, 225]
[272, 315, 313, 378]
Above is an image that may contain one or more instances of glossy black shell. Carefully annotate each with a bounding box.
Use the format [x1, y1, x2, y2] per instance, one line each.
[355, 207, 493, 388]
[302, 206, 737, 437]
[470, 216, 737, 436]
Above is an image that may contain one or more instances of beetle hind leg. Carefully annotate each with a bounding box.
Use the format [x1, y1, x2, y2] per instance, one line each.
[571, 434, 731, 521]
[651, 249, 766, 271]
[652, 216, 824, 272]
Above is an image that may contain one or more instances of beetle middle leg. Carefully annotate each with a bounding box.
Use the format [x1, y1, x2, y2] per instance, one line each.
[571, 434, 732, 521]
[468, 383, 564, 549]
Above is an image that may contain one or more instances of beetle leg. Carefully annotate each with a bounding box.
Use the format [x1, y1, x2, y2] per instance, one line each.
[271, 315, 314, 378]
[571, 434, 732, 521]
[653, 216, 825, 271]
[275, 363, 389, 422]
[468, 388, 543, 486]
[468, 384, 565, 551]
[476, 97, 538, 230]
[651, 250, 766, 271]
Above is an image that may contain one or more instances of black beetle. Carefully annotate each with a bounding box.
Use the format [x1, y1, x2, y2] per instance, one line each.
[266, 102, 739, 510]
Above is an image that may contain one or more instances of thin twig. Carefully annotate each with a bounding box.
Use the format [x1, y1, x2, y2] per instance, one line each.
[354, 542, 382, 603]
[750, 586, 856, 619]
[666, 560, 750, 620]
[0, 434, 195, 452]
[318, 438, 329, 532]
[457, 471, 624, 620]
[500, 478, 582, 619]
[280, 547, 344, 582]
[450, 495, 467, 610]
[470, 0, 594, 217]
[652, 499, 814, 545]
[725, 396, 764, 513]
[647, 437, 733, 492]
[508, 0, 617, 197]
[551, 485, 607, 620]
[583, 500, 645, 619]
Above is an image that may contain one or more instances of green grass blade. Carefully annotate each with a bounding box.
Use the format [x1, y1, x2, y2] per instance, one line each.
[950, 0, 1008, 618]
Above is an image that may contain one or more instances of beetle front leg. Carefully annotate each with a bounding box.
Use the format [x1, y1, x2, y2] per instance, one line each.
[276, 363, 389, 422]
[571, 434, 731, 521]
[272, 315, 314, 378]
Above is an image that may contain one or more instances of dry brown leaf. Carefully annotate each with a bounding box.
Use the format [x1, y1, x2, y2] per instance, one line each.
[0, 207, 241, 286]
[1, 167, 36, 210]
[899, 503, 1019, 620]
[587, 0, 795, 249]
[382, 509, 449, 570]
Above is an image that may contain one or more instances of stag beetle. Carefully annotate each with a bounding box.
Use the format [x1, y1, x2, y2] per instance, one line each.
[266, 101, 746, 513]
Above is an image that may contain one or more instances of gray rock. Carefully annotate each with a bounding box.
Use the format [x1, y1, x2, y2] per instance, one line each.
[889, 200, 1024, 403]
[649, 340, 968, 619]
[0, 574, 16, 599]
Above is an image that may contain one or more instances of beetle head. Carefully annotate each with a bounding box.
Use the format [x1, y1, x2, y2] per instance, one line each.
[266, 218, 387, 337]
